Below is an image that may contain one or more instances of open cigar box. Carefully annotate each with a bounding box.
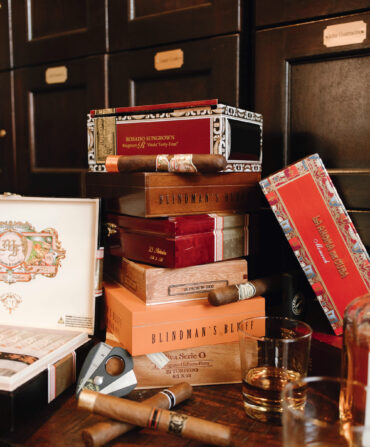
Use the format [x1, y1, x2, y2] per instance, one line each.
[0, 194, 102, 432]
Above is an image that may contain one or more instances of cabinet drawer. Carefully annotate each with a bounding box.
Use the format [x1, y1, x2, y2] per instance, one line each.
[109, 34, 244, 108]
[0, 0, 10, 70]
[14, 56, 106, 197]
[0, 71, 14, 192]
[255, 11, 370, 211]
[11, 0, 106, 67]
[256, 0, 370, 28]
[108, 0, 243, 51]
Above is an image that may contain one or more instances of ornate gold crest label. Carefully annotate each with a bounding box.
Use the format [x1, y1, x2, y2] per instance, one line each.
[0, 221, 66, 284]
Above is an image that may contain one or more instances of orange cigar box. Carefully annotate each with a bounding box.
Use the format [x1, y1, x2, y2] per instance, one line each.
[106, 331, 241, 389]
[105, 282, 265, 356]
[104, 256, 248, 305]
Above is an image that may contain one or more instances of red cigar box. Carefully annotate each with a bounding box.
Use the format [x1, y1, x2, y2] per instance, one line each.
[87, 99, 262, 173]
[105, 212, 249, 268]
[260, 154, 370, 335]
[0, 194, 102, 432]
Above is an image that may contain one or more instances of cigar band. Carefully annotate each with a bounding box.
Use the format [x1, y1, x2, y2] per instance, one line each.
[169, 154, 197, 173]
[237, 283, 257, 300]
[168, 412, 188, 435]
[155, 154, 170, 171]
[105, 155, 120, 172]
[148, 408, 162, 429]
[159, 389, 176, 408]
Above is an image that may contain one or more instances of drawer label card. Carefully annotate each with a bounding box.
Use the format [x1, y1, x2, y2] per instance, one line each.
[45, 66, 68, 84]
[324, 21, 366, 48]
[155, 49, 184, 71]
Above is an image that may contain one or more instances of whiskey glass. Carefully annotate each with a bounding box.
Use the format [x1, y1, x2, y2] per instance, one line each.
[238, 316, 312, 423]
[282, 376, 370, 447]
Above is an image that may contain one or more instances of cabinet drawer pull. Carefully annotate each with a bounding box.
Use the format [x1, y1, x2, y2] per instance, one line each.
[0, 129, 7, 138]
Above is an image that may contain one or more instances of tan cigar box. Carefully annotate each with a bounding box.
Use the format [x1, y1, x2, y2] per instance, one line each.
[106, 331, 241, 389]
[105, 256, 248, 305]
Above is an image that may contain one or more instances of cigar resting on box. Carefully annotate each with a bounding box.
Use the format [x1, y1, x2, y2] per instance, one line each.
[208, 274, 282, 306]
[78, 388, 233, 447]
[81, 382, 192, 447]
[105, 154, 227, 173]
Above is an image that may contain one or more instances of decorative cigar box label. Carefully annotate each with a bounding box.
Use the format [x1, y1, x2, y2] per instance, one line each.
[104, 256, 248, 305]
[0, 221, 65, 286]
[87, 100, 262, 173]
[104, 281, 265, 356]
[324, 20, 367, 48]
[260, 154, 370, 335]
[106, 213, 249, 268]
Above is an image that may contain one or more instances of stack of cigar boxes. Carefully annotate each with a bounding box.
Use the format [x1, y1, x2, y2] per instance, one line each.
[85, 99, 266, 388]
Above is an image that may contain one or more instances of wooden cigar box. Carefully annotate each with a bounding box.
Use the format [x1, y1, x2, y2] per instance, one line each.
[0, 194, 102, 432]
[87, 99, 262, 173]
[260, 154, 370, 335]
[105, 256, 248, 305]
[105, 213, 249, 268]
[104, 281, 265, 356]
[106, 331, 241, 388]
[85, 171, 261, 217]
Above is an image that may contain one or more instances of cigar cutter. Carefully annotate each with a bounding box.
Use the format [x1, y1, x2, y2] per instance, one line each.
[76, 342, 137, 397]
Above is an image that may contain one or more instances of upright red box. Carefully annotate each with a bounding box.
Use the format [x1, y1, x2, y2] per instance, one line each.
[260, 154, 369, 335]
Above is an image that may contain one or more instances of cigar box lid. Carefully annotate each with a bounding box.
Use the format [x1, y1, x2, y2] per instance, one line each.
[0, 194, 101, 334]
[90, 99, 219, 117]
[260, 153, 370, 335]
[107, 213, 249, 237]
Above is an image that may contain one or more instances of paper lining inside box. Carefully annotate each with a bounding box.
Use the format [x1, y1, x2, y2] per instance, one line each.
[0, 324, 87, 392]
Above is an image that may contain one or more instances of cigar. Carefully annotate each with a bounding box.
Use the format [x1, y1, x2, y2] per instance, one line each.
[81, 382, 192, 447]
[208, 274, 282, 306]
[78, 388, 233, 447]
[105, 154, 227, 173]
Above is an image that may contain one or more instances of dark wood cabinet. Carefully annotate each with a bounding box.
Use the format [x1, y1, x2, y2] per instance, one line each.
[11, 0, 106, 68]
[0, 71, 15, 192]
[255, 0, 370, 27]
[0, 0, 11, 70]
[108, 0, 243, 51]
[109, 34, 244, 108]
[255, 12, 370, 181]
[254, 10, 370, 265]
[13, 56, 106, 197]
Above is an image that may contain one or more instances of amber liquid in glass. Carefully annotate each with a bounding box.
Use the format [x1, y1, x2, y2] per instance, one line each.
[242, 365, 301, 423]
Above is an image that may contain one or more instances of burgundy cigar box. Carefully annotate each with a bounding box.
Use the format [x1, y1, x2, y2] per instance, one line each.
[105, 212, 249, 268]
[0, 194, 102, 432]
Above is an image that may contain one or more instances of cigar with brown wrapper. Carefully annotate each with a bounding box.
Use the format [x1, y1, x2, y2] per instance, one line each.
[105, 153, 227, 173]
[208, 274, 282, 306]
[78, 388, 233, 447]
[81, 382, 192, 447]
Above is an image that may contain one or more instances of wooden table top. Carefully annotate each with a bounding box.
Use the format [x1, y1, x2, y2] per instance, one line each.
[0, 383, 283, 447]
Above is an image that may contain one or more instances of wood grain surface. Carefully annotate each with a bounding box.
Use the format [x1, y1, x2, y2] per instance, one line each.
[0, 384, 282, 447]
